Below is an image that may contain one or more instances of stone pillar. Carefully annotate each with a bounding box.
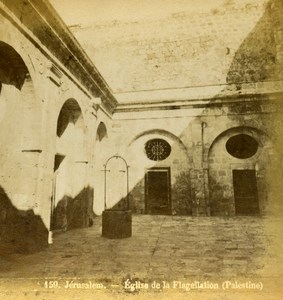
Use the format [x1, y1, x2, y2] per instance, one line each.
[85, 98, 99, 222]
[203, 166, 210, 216]
[35, 69, 60, 237]
[191, 123, 206, 215]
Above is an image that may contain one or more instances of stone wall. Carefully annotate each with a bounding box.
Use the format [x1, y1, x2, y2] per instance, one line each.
[0, 3, 113, 253]
[208, 126, 272, 216]
[71, 0, 283, 93]
[111, 96, 282, 216]
[103, 0, 283, 217]
[1, 0, 283, 255]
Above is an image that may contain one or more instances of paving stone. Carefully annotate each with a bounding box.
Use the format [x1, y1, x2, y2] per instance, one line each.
[0, 214, 282, 289]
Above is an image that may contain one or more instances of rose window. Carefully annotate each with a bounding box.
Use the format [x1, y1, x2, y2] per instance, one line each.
[145, 139, 171, 161]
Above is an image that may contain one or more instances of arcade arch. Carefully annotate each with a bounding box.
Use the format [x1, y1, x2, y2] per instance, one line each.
[0, 41, 47, 252]
[208, 126, 272, 216]
[52, 99, 89, 230]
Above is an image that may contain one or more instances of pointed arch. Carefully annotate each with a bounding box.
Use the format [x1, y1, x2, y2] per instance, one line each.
[96, 122, 108, 141]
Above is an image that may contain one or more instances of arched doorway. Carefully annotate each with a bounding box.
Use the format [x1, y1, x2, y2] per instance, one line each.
[52, 99, 88, 230]
[0, 41, 47, 253]
[208, 127, 272, 216]
[127, 130, 191, 215]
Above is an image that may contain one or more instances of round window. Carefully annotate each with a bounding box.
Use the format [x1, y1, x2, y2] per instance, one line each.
[145, 139, 171, 161]
[226, 134, 258, 159]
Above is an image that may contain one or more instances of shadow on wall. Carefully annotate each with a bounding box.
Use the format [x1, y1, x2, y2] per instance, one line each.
[172, 171, 193, 215]
[226, 1, 278, 84]
[0, 186, 48, 255]
[52, 186, 94, 231]
[218, 0, 282, 98]
[113, 0, 283, 217]
[207, 0, 283, 216]
[126, 171, 193, 215]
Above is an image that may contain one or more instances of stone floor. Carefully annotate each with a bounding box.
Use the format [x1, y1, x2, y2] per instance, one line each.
[0, 215, 283, 299]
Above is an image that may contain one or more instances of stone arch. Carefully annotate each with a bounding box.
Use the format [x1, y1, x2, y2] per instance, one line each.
[52, 98, 90, 230]
[57, 99, 83, 136]
[208, 126, 272, 216]
[0, 26, 38, 81]
[0, 41, 47, 252]
[208, 126, 270, 156]
[129, 128, 189, 155]
[126, 129, 192, 215]
[96, 122, 108, 141]
[0, 41, 41, 201]
[93, 121, 109, 215]
[0, 41, 28, 90]
[55, 99, 86, 162]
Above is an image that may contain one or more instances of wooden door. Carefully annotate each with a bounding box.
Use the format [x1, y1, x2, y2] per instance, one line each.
[145, 168, 171, 215]
[233, 169, 259, 215]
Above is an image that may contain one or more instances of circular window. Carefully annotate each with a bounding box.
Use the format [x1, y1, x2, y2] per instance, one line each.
[226, 134, 258, 159]
[145, 139, 171, 161]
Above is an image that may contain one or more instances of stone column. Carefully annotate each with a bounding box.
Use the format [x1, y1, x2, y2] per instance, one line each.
[85, 98, 100, 223]
[191, 123, 207, 215]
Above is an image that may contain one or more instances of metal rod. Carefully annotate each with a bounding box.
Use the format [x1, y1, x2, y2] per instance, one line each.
[127, 166, 129, 210]
[103, 154, 130, 211]
[104, 164, 107, 210]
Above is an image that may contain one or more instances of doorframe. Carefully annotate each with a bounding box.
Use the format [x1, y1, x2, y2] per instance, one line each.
[232, 168, 260, 215]
[144, 167, 172, 214]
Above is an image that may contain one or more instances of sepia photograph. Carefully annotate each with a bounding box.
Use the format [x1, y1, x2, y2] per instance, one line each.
[0, 0, 283, 299]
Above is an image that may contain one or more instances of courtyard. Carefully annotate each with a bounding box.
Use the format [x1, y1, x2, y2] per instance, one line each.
[0, 215, 282, 299]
